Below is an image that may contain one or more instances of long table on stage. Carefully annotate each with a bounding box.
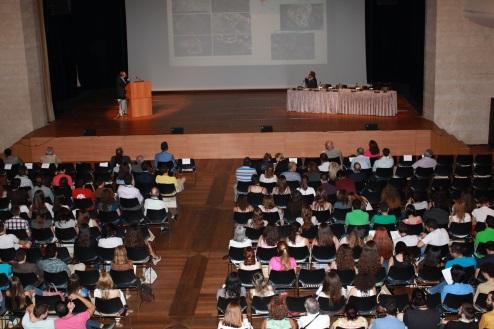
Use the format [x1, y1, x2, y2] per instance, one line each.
[287, 88, 398, 117]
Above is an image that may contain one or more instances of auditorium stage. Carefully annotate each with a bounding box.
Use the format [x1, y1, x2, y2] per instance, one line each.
[13, 90, 469, 162]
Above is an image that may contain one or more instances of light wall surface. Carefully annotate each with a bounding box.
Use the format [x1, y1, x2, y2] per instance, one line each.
[126, 0, 367, 90]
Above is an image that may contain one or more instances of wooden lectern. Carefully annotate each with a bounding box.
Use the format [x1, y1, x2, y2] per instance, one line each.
[127, 81, 152, 118]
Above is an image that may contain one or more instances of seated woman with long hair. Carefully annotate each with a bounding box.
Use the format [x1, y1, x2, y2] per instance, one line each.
[388, 241, 416, 272]
[311, 191, 332, 212]
[268, 241, 297, 273]
[5, 276, 27, 317]
[313, 222, 340, 249]
[356, 241, 383, 276]
[295, 206, 317, 228]
[123, 224, 161, 265]
[261, 295, 297, 329]
[347, 272, 377, 298]
[257, 225, 280, 249]
[372, 227, 393, 267]
[449, 198, 472, 224]
[94, 271, 128, 314]
[258, 195, 280, 215]
[111, 245, 134, 272]
[272, 176, 291, 196]
[334, 190, 351, 210]
[30, 190, 54, 219]
[331, 304, 368, 329]
[245, 207, 267, 229]
[250, 272, 275, 298]
[286, 223, 309, 248]
[217, 272, 246, 300]
[339, 230, 364, 259]
[239, 247, 261, 271]
[233, 195, 254, 216]
[329, 244, 356, 271]
[247, 175, 268, 195]
[217, 302, 253, 329]
[316, 270, 346, 313]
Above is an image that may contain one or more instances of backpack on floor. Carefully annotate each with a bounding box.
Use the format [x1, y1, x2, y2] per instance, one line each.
[140, 284, 155, 303]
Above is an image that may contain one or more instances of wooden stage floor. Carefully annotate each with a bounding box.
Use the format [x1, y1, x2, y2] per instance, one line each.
[15, 90, 469, 162]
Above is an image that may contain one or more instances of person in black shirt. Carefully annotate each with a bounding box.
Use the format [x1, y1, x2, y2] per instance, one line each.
[304, 71, 318, 89]
[115, 70, 128, 118]
[403, 289, 441, 329]
[443, 303, 478, 329]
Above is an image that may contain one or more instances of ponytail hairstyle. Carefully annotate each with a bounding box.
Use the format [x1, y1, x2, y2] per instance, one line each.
[276, 240, 292, 270]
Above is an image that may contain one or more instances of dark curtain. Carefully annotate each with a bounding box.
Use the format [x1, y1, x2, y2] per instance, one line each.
[365, 0, 425, 113]
[43, 0, 127, 116]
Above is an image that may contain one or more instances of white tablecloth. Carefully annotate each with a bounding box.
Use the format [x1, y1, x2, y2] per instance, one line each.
[287, 89, 397, 117]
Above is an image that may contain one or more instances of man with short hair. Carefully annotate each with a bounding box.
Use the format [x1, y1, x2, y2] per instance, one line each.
[445, 243, 476, 269]
[412, 149, 437, 169]
[54, 292, 114, 329]
[442, 303, 477, 329]
[475, 215, 494, 247]
[417, 219, 450, 249]
[372, 147, 394, 172]
[479, 291, 494, 329]
[392, 222, 419, 247]
[13, 249, 42, 280]
[473, 197, 494, 224]
[345, 199, 369, 226]
[22, 303, 54, 329]
[323, 140, 342, 164]
[428, 265, 474, 307]
[154, 141, 177, 170]
[478, 241, 494, 267]
[350, 147, 371, 170]
[297, 297, 330, 329]
[372, 202, 396, 226]
[235, 157, 257, 183]
[319, 174, 337, 197]
[37, 243, 70, 276]
[281, 161, 301, 183]
[117, 174, 143, 205]
[423, 194, 450, 227]
[370, 299, 406, 329]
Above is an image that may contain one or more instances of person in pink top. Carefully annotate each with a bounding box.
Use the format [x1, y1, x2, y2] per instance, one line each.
[364, 140, 381, 158]
[268, 241, 297, 272]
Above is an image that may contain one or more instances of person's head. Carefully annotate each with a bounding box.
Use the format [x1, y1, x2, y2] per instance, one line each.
[335, 244, 355, 270]
[96, 271, 115, 292]
[288, 222, 301, 244]
[150, 187, 160, 198]
[487, 290, 494, 311]
[276, 240, 292, 270]
[251, 174, 260, 186]
[262, 195, 275, 210]
[459, 303, 476, 320]
[322, 270, 343, 301]
[451, 265, 467, 283]
[396, 221, 408, 236]
[453, 198, 467, 220]
[316, 223, 335, 247]
[233, 225, 247, 242]
[160, 141, 169, 151]
[346, 230, 364, 249]
[45, 243, 58, 259]
[422, 246, 443, 267]
[243, 247, 256, 266]
[352, 198, 362, 210]
[378, 201, 389, 214]
[106, 224, 118, 238]
[487, 215, 494, 228]
[423, 149, 433, 158]
[356, 147, 364, 155]
[405, 204, 417, 217]
[45, 146, 54, 156]
[33, 304, 50, 320]
[252, 272, 270, 294]
[288, 161, 297, 172]
[3, 148, 12, 157]
[301, 206, 313, 230]
[378, 298, 398, 317]
[353, 271, 375, 292]
[224, 272, 242, 299]
[324, 140, 334, 151]
[382, 148, 390, 157]
[262, 225, 280, 246]
[242, 157, 251, 167]
[373, 227, 393, 260]
[353, 162, 361, 173]
[486, 241, 494, 255]
[115, 147, 124, 157]
[344, 304, 358, 321]
[123, 173, 133, 185]
[113, 245, 129, 265]
[268, 295, 289, 320]
[425, 219, 439, 232]
[67, 273, 81, 295]
[119, 70, 127, 78]
[308, 70, 316, 79]
[15, 248, 26, 263]
[304, 297, 320, 315]
[368, 140, 379, 155]
[411, 289, 428, 308]
[235, 194, 249, 211]
[265, 164, 274, 177]
[222, 302, 243, 327]
[449, 242, 465, 258]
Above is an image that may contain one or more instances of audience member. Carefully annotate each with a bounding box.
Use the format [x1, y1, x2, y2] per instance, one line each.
[373, 147, 394, 171]
[217, 302, 252, 329]
[154, 141, 177, 170]
[351, 147, 371, 170]
[261, 295, 297, 329]
[412, 149, 437, 169]
[370, 298, 406, 329]
[297, 298, 330, 329]
[403, 289, 441, 329]
[331, 304, 368, 329]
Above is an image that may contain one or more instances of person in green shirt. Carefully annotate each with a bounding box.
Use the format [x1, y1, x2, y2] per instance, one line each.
[372, 202, 396, 226]
[476, 216, 494, 249]
[345, 199, 369, 226]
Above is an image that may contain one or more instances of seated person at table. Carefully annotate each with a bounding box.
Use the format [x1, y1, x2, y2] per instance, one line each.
[304, 71, 318, 88]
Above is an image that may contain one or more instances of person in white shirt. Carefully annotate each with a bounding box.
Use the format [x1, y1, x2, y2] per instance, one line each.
[97, 225, 123, 249]
[0, 222, 31, 249]
[297, 298, 330, 329]
[318, 153, 331, 172]
[350, 148, 371, 170]
[372, 148, 394, 172]
[391, 222, 419, 247]
[228, 225, 252, 249]
[14, 166, 33, 191]
[143, 187, 168, 215]
[412, 149, 437, 169]
[473, 197, 494, 223]
[323, 140, 343, 164]
[117, 174, 143, 204]
[417, 219, 450, 248]
[297, 176, 316, 196]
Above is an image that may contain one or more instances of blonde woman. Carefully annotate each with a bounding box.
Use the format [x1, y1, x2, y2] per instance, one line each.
[268, 241, 296, 273]
[328, 162, 341, 182]
[111, 245, 133, 271]
[93, 271, 127, 315]
[250, 272, 275, 298]
[217, 302, 253, 329]
[450, 198, 472, 224]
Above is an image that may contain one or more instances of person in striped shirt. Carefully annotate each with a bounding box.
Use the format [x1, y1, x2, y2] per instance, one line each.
[235, 158, 257, 200]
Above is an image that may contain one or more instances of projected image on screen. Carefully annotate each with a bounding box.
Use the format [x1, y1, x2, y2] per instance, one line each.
[167, 0, 327, 66]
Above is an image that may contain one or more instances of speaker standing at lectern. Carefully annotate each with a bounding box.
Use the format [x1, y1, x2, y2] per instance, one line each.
[115, 70, 128, 118]
[304, 70, 318, 89]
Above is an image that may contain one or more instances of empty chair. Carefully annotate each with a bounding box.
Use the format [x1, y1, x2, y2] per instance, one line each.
[431, 177, 450, 191]
[436, 155, 454, 166]
[31, 227, 55, 244]
[298, 268, 325, 288]
[109, 269, 139, 289]
[285, 296, 308, 313]
[43, 271, 69, 289]
[415, 167, 434, 179]
[256, 247, 277, 264]
[456, 155, 473, 166]
[442, 293, 473, 312]
[236, 181, 251, 194]
[394, 166, 413, 179]
[98, 210, 120, 225]
[374, 167, 393, 180]
[14, 271, 40, 287]
[454, 165, 472, 177]
[313, 209, 331, 223]
[434, 165, 452, 178]
[348, 295, 377, 315]
[251, 295, 274, 315]
[55, 227, 77, 243]
[75, 269, 100, 290]
[332, 208, 350, 223]
[145, 208, 168, 224]
[238, 269, 262, 288]
[288, 246, 309, 263]
[475, 154, 492, 166]
[232, 211, 252, 225]
[228, 247, 245, 265]
[311, 245, 336, 264]
[35, 294, 64, 311]
[451, 177, 470, 191]
[472, 177, 492, 190]
[449, 222, 472, 238]
[126, 247, 150, 264]
[268, 269, 296, 290]
[474, 164, 492, 177]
